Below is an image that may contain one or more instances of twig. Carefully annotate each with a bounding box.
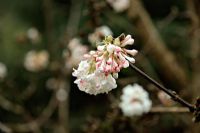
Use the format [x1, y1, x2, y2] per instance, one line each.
[7, 94, 58, 132]
[129, 63, 195, 112]
[150, 107, 189, 113]
[128, 0, 188, 89]
[0, 95, 26, 115]
[0, 122, 12, 133]
[43, 0, 54, 54]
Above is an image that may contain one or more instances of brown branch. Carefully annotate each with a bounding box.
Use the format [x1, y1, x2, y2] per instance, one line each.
[0, 95, 27, 115]
[6, 94, 58, 132]
[43, 0, 55, 55]
[0, 122, 12, 133]
[129, 63, 195, 112]
[186, 0, 200, 100]
[63, 0, 83, 42]
[57, 79, 70, 133]
[128, 0, 188, 89]
[150, 107, 189, 113]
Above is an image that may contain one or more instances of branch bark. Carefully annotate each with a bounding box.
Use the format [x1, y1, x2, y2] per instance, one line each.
[129, 63, 195, 112]
[150, 107, 189, 113]
[128, 0, 188, 89]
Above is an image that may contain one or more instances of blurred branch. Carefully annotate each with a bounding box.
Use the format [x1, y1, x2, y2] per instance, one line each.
[63, 0, 83, 42]
[128, 0, 188, 89]
[7, 93, 58, 132]
[186, 0, 200, 100]
[56, 79, 70, 133]
[117, 77, 137, 86]
[150, 107, 189, 113]
[0, 94, 26, 115]
[157, 7, 179, 29]
[43, 0, 55, 54]
[0, 122, 12, 133]
[129, 63, 196, 112]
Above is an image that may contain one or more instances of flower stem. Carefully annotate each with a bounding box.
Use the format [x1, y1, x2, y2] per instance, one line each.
[129, 62, 195, 112]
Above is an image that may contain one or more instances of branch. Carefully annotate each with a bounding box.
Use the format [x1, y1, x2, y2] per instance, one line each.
[0, 122, 12, 133]
[7, 94, 58, 132]
[150, 107, 189, 113]
[129, 63, 195, 112]
[128, 0, 188, 89]
[0, 95, 27, 115]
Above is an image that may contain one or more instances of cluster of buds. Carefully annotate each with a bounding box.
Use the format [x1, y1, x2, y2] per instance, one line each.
[73, 34, 137, 95]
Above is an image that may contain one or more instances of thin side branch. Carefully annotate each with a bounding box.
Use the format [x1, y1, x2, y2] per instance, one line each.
[150, 107, 189, 113]
[129, 63, 195, 112]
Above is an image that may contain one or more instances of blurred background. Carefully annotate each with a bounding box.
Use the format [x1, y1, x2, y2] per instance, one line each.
[0, 0, 200, 132]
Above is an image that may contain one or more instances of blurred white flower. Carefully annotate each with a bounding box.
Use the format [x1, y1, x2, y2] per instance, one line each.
[24, 50, 49, 72]
[119, 84, 152, 117]
[88, 25, 113, 44]
[64, 38, 88, 69]
[56, 88, 68, 101]
[107, 0, 130, 13]
[0, 62, 7, 79]
[72, 60, 117, 95]
[27, 27, 41, 44]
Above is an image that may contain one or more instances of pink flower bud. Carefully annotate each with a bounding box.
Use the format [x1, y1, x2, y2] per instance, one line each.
[125, 49, 138, 56]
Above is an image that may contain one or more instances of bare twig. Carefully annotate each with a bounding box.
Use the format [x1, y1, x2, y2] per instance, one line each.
[0, 95, 26, 115]
[0, 122, 12, 133]
[128, 0, 188, 89]
[150, 107, 189, 113]
[7, 94, 58, 132]
[43, 0, 54, 54]
[129, 63, 195, 112]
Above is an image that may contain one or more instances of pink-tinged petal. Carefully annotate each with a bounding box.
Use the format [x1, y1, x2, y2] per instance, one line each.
[96, 55, 104, 62]
[123, 54, 135, 63]
[125, 49, 138, 56]
[107, 57, 113, 65]
[123, 60, 129, 68]
[117, 52, 126, 62]
[121, 35, 134, 47]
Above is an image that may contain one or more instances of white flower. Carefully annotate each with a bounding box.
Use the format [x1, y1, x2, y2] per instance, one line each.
[65, 38, 88, 69]
[72, 34, 137, 95]
[88, 25, 113, 44]
[0, 62, 7, 79]
[107, 0, 130, 13]
[56, 88, 68, 102]
[24, 50, 49, 72]
[72, 60, 117, 95]
[119, 84, 152, 117]
[27, 27, 41, 44]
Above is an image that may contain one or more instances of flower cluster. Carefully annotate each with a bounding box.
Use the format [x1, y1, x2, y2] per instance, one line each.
[119, 84, 152, 117]
[88, 25, 113, 45]
[64, 38, 88, 69]
[27, 27, 41, 44]
[24, 50, 49, 72]
[73, 34, 137, 95]
[106, 0, 130, 13]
